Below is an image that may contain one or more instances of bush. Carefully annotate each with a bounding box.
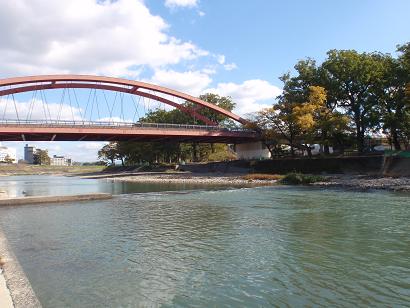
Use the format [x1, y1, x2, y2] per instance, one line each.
[280, 172, 326, 185]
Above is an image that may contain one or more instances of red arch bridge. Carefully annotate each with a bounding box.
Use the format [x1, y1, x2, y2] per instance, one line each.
[0, 75, 258, 143]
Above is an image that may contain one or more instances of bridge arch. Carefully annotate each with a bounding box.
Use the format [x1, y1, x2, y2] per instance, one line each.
[0, 75, 248, 126]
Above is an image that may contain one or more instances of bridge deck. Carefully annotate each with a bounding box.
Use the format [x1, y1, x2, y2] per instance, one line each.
[0, 121, 258, 143]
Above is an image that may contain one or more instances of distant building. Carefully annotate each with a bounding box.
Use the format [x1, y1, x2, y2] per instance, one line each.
[50, 155, 72, 166]
[0, 145, 17, 163]
[24, 144, 36, 164]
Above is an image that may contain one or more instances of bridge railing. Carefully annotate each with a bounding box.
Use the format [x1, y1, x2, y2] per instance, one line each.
[0, 119, 254, 133]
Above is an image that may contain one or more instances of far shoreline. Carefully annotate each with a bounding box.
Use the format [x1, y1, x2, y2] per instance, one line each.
[1, 164, 410, 193]
[83, 171, 410, 193]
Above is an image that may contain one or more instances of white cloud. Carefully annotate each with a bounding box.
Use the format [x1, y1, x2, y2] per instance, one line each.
[198, 11, 205, 17]
[0, 0, 207, 77]
[206, 79, 282, 116]
[224, 63, 238, 71]
[0, 98, 83, 121]
[216, 54, 226, 65]
[97, 117, 133, 123]
[149, 69, 212, 96]
[165, 0, 198, 8]
[76, 142, 108, 151]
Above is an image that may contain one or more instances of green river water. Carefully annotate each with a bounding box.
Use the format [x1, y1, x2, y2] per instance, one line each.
[0, 176, 409, 307]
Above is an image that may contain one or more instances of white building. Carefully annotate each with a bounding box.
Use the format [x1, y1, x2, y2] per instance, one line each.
[50, 155, 72, 166]
[0, 145, 17, 163]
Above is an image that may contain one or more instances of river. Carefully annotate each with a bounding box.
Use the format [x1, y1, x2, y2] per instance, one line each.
[0, 176, 409, 307]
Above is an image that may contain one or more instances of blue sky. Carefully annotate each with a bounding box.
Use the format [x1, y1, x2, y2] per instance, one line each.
[1, 0, 409, 161]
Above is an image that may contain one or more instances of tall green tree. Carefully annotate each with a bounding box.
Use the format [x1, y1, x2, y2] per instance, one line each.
[322, 50, 385, 152]
[98, 143, 118, 165]
[197, 93, 236, 125]
[373, 53, 408, 149]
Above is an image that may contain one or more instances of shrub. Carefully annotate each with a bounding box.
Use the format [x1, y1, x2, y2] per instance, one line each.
[280, 172, 326, 185]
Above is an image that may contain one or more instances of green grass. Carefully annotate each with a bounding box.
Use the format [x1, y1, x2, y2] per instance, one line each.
[280, 172, 326, 185]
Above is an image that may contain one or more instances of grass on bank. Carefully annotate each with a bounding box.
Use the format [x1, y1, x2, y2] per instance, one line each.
[242, 172, 326, 184]
[280, 172, 326, 185]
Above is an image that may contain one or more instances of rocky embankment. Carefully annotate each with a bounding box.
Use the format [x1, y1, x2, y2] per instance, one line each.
[313, 175, 410, 192]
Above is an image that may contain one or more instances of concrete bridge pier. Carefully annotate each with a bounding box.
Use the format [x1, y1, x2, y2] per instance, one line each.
[234, 141, 271, 160]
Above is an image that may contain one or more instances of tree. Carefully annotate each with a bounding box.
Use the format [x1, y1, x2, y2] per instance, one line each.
[197, 93, 236, 125]
[293, 86, 349, 156]
[98, 143, 118, 165]
[373, 53, 408, 150]
[322, 50, 385, 152]
[33, 149, 50, 165]
[253, 99, 302, 157]
[2, 155, 14, 164]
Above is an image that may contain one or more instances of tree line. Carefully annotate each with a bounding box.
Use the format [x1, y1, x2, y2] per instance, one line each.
[251, 42, 410, 156]
[98, 94, 237, 165]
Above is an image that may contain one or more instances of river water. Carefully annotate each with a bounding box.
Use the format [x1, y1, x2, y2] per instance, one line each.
[0, 176, 409, 307]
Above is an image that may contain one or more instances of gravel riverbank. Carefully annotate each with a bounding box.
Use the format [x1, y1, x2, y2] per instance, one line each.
[313, 175, 410, 192]
[96, 172, 410, 192]
[104, 172, 279, 186]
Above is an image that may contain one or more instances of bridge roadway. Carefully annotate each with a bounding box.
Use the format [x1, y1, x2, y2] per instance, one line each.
[0, 120, 258, 143]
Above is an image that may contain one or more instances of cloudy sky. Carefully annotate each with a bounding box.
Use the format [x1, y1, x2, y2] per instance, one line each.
[1, 0, 410, 161]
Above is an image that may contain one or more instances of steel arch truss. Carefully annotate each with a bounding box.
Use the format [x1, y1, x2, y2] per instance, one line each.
[0, 75, 248, 126]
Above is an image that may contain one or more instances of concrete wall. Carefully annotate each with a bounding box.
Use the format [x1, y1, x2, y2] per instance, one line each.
[181, 155, 385, 175]
[252, 156, 384, 175]
[382, 157, 410, 177]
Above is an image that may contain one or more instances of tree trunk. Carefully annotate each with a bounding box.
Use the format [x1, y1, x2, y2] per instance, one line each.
[391, 127, 401, 150]
[192, 143, 198, 162]
[356, 124, 365, 153]
[306, 145, 312, 158]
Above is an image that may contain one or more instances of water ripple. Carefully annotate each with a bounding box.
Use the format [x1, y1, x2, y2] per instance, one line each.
[0, 185, 409, 307]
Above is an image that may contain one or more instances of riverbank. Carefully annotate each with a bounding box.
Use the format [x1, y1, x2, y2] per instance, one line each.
[0, 193, 112, 205]
[0, 165, 105, 176]
[88, 172, 280, 186]
[313, 175, 410, 192]
[0, 268, 13, 308]
[0, 227, 41, 307]
[85, 171, 410, 192]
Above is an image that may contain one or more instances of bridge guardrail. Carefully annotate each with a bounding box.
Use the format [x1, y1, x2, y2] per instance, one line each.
[0, 119, 255, 133]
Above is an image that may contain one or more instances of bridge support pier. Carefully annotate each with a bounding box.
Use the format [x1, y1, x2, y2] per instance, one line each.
[234, 142, 271, 160]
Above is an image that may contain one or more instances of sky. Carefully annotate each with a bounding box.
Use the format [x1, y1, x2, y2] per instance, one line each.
[1, 0, 410, 161]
